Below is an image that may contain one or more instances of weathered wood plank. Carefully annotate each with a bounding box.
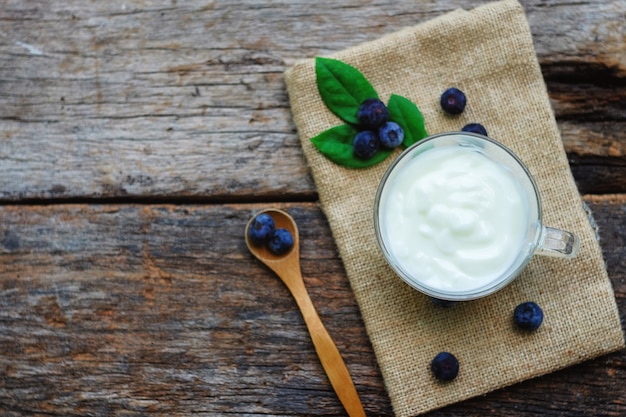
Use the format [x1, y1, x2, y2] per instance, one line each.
[1, 2, 624, 416]
[0, 0, 624, 201]
[0, 198, 624, 416]
[0, 203, 390, 416]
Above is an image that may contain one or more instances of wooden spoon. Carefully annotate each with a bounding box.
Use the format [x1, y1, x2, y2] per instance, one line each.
[245, 208, 366, 417]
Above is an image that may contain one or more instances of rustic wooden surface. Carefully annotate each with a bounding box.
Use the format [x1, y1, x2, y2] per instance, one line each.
[0, 1, 624, 416]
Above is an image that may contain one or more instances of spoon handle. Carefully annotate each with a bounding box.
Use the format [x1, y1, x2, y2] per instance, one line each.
[289, 280, 367, 417]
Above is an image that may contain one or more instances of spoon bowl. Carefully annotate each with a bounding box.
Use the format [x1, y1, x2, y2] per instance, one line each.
[245, 208, 299, 266]
[245, 208, 366, 417]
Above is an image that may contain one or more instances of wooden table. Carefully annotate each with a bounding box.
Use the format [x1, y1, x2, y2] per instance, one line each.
[1, 1, 624, 416]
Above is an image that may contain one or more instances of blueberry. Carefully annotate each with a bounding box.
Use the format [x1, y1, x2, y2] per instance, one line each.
[440, 87, 466, 115]
[357, 98, 389, 129]
[513, 301, 544, 331]
[429, 297, 458, 308]
[378, 121, 404, 149]
[268, 228, 294, 255]
[248, 213, 275, 245]
[431, 352, 459, 381]
[462, 123, 488, 136]
[353, 130, 380, 159]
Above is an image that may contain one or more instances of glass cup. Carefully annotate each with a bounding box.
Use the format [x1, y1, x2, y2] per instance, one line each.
[374, 132, 579, 301]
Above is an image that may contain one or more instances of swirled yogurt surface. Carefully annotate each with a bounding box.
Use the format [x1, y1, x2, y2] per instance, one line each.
[379, 145, 528, 292]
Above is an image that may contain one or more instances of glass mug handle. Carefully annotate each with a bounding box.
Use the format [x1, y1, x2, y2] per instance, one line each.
[536, 226, 580, 259]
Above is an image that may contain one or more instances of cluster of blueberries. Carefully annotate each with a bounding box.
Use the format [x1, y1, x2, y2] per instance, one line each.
[353, 98, 405, 159]
[429, 299, 544, 381]
[353, 87, 490, 160]
[247, 213, 294, 255]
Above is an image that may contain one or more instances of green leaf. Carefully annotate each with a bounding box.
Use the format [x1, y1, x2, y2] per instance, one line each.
[315, 57, 378, 125]
[310, 124, 393, 168]
[387, 94, 428, 147]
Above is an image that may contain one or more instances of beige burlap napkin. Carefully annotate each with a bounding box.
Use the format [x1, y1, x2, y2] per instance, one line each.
[284, 0, 625, 415]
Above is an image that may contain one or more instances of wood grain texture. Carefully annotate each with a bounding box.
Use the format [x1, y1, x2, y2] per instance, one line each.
[0, 199, 624, 416]
[1, 0, 625, 416]
[0, 0, 624, 201]
[0, 203, 389, 416]
[245, 209, 366, 417]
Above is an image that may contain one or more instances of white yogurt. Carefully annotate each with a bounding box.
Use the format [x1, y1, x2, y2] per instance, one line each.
[379, 145, 528, 292]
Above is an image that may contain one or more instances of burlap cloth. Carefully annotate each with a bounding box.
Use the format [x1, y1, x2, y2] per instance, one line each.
[284, 0, 625, 415]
